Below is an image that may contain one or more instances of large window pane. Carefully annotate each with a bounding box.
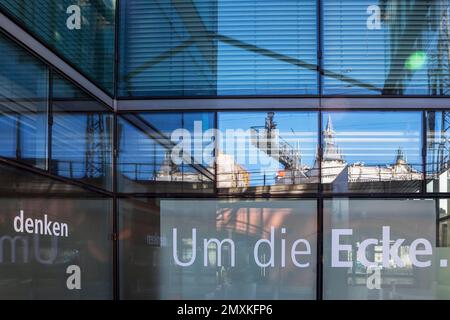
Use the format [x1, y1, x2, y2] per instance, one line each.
[119, 0, 318, 97]
[216, 0, 317, 95]
[0, 32, 48, 169]
[0, 163, 112, 299]
[0, 197, 113, 299]
[323, 0, 449, 95]
[324, 199, 440, 300]
[51, 73, 113, 191]
[321, 112, 423, 193]
[217, 111, 319, 194]
[117, 112, 215, 193]
[119, 198, 317, 299]
[437, 210, 450, 299]
[440, 218, 450, 247]
[0, 0, 115, 92]
[427, 111, 450, 193]
[119, 0, 217, 97]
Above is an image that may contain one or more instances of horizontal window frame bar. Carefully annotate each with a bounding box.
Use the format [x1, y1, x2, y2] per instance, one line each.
[116, 98, 450, 111]
[0, 156, 114, 197]
[116, 192, 450, 199]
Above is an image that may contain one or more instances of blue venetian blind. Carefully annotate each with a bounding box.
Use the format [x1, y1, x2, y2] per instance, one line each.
[0, 0, 115, 93]
[119, 0, 318, 97]
[323, 0, 450, 95]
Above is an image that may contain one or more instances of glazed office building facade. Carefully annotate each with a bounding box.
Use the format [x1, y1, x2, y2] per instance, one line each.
[1, 0, 450, 300]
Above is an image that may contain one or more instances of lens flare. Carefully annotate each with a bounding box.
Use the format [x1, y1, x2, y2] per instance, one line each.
[405, 51, 427, 70]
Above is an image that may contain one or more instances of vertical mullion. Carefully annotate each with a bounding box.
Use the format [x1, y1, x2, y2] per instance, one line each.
[113, 0, 121, 301]
[112, 112, 119, 300]
[114, 0, 120, 100]
[47, 68, 53, 172]
[317, 196, 323, 300]
[422, 110, 427, 194]
[213, 0, 218, 96]
[317, 108, 324, 300]
[317, 0, 323, 97]
[436, 191, 440, 248]
[317, 0, 325, 300]
[214, 111, 218, 195]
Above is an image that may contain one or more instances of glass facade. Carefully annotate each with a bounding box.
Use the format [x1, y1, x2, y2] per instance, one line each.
[0, 0, 115, 93]
[217, 111, 319, 193]
[323, 0, 450, 95]
[323, 198, 439, 299]
[118, 0, 450, 97]
[51, 73, 113, 190]
[2, 0, 450, 301]
[0, 32, 113, 191]
[0, 163, 112, 299]
[119, 0, 318, 97]
[119, 198, 317, 299]
[117, 112, 215, 193]
[321, 111, 423, 193]
[0, 32, 48, 169]
[427, 110, 450, 193]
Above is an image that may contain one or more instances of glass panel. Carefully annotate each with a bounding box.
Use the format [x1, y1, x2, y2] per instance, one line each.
[0, 197, 113, 299]
[217, 111, 319, 194]
[216, 0, 317, 95]
[321, 112, 422, 193]
[119, 0, 318, 97]
[0, 0, 115, 92]
[440, 219, 450, 247]
[119, 198, 317, 299]
[119, 0, 217, 97]
[0, 33, 48, 169]
[51, 73, 113, 191]
[323, 198, 439, 300]
[437, 198, 450, 220]
[0, 163, 112, 299]
[427, 111, 450, 193]
[323, 0, 450, 95]
[117, 112, 215, 193]
[437, 215, 450, 299]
